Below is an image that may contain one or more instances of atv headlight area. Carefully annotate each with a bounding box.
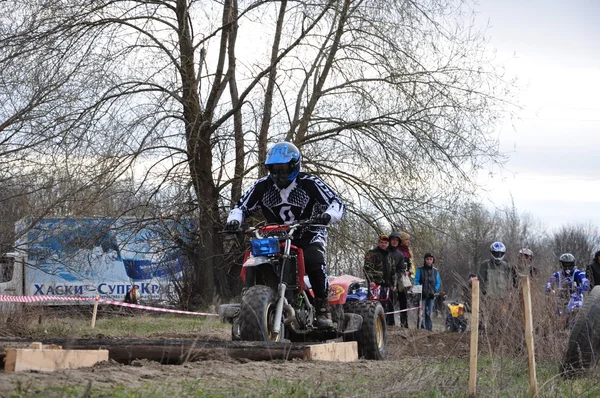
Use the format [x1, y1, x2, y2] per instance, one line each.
[250, 238, 280, 256]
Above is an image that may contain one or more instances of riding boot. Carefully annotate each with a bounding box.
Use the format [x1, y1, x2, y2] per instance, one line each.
[314, 298, 333, 329]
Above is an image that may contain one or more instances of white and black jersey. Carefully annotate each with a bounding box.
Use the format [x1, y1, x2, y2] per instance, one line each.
[227, 172, 345, 245]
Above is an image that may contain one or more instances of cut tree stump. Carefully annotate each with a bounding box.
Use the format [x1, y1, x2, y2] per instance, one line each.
[304, 341, 357, 362]
[4, 342, 109, 372]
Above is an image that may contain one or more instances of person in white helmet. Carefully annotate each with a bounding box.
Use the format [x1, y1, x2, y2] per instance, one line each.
[477, 241, 516, 297]
[476, 241, 517, 332]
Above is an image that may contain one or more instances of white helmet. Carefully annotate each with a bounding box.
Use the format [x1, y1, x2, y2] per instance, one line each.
[559, 253, 576, 275]
[490, 241, 506, 261]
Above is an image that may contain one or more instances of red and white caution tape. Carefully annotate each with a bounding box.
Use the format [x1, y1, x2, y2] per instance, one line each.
[0, 295, 218, 316]
[0, 295, 89, 303]
[95, 299, 218, 316]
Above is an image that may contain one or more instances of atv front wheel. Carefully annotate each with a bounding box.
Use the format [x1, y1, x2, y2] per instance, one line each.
[343, 301, 387, 360]
[238, 285, 283, 342]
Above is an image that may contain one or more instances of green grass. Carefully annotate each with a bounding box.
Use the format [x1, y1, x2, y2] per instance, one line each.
[7, 377, 374, 398]
[14, 311, 223, 339]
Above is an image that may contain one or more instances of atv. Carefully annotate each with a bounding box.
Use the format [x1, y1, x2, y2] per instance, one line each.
[218, 220, 387, 360]
[445, 301, 467, 333]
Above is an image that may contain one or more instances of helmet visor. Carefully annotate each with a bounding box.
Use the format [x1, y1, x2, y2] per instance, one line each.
[492, 251, 505, 259]
[268, 163, 293, 188]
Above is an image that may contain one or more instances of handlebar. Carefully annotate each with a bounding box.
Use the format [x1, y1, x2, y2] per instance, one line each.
[220, 219, 328, 237]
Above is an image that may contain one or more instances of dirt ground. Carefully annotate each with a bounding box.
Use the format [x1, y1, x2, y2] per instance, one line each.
[0, 315, 472, 397]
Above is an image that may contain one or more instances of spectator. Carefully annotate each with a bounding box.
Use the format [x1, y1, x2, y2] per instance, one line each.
[388, 231, 408, 328]
[124, 286, 139, 305]
[364, 234, 397, 326]
[414, 253, 441, 331]
[586, 250, 600, 289]
[397, 232, 416, 277]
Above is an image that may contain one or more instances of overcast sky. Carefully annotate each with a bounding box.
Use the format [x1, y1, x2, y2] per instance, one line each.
[474, 0, 600, 231]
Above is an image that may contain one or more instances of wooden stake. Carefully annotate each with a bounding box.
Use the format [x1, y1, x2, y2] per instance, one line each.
[521, 275, 538, 397]
[91, 294, 99, 329]
[468, 279, 479, 397]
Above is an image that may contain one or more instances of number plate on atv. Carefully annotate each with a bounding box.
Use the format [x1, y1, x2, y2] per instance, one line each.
[250, 238, 280, 256]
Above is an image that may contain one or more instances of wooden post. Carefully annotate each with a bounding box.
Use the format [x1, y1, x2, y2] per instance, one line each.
[91, 294, 99, 329]
[468, 279, 480, 397]
[521, 275, 538, 397]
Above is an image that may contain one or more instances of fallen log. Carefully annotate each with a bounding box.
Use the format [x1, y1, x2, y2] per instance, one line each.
[0, 338, 356, 365]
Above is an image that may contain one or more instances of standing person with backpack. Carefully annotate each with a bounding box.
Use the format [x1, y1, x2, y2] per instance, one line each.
[389, 231, 408, 328]
[414, 253, 441, 331]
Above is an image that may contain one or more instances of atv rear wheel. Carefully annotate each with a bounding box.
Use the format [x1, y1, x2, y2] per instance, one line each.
[343, 301, 387, 360]
[239, 285, 283, 342]
[561, 286, 600, 377]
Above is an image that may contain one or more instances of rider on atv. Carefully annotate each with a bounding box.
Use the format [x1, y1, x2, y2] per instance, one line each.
[546, 253, 590, 319]
[225, 141, 345, 328]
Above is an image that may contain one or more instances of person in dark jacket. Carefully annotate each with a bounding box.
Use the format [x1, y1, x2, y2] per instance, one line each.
[586, 250, 600, 289]
[414, 253, 441, 331]
[364, 234, 397, 326]
[389, 231, 408, 328]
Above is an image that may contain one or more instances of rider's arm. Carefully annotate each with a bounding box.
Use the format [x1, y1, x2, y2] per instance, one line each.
[302, 174, 345, 224]
[545, 272, 558, 292]
[226, 178, 267, 224]
[577, 272, 590, 291]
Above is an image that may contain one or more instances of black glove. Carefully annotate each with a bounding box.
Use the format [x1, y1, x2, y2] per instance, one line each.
[310, 213, 331, 225]
[225, 220, 240, 232]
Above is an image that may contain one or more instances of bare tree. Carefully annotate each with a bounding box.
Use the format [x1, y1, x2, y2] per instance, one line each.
[0, 0, 516, 306]
[551, 224, 600, 270]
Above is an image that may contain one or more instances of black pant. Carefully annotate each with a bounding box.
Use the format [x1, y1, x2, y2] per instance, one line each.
[243, 240, 329, 301]
[396, 290, 408, 327]
[298, 242, 328, 300]
[381, 298, 395, 325]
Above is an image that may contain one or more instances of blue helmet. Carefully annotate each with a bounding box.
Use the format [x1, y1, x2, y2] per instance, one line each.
[490, 241, 506, 260]
[265, 142, 301, 189]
